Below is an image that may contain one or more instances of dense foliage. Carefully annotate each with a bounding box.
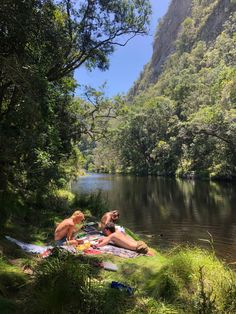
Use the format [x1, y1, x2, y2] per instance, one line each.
[90, 2, 236, 179]
[0, 0, 151, 223]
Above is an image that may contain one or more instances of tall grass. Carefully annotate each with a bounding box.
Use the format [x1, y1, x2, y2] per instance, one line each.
[24, 250, 133, 314]
[111, 247, 236, 313]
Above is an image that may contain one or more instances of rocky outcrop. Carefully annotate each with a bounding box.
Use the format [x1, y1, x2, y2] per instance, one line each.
[197, 0, 236, 43]
[150, 0, 192, 84]
[129, 0, 192, 97]
[129, 0, 236, 98]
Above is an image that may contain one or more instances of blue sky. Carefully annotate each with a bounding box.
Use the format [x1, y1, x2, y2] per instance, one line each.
[75, 1, 171, 97]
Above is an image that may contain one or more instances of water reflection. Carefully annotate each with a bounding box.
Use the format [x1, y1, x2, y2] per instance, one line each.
[72, 174, 236, 261]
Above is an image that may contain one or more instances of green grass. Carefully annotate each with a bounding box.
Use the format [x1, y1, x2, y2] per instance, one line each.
[0, 192, 236, 313]
[24, 251, 135, 314]
[1, 235, 236, 313]
[97, 247, 236, 313]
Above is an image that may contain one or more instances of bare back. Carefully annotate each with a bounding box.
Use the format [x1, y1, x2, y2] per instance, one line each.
[110, 231, 137, 251]
[100, 212, 112, 230]
[54, 218, 74, 240]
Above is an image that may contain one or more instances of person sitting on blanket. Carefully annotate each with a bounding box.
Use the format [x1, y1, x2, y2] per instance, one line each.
[54, 210, 85, 246]
[96, 222, 149, 254]
[100, 210, 120, 231]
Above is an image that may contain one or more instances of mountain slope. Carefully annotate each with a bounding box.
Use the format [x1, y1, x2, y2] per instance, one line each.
[129, 0, 236, 98]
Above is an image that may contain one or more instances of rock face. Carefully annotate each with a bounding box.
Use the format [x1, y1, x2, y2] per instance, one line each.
[150, 0, 192, 84]
[129, 0, 236, 98]
[197, 0, 235, 43]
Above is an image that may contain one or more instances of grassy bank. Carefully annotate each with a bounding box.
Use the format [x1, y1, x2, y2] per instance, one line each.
[0, 191, 236, 313]
[1, 245, 235, 313]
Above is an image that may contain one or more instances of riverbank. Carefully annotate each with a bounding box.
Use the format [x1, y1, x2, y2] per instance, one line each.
[0, 198, 236, 313]
[89, 169, 236, 182]
[73, 174, 236, 262]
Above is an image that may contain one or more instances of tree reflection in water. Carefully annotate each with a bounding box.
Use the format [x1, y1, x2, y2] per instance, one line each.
[73, 174, 236, 261]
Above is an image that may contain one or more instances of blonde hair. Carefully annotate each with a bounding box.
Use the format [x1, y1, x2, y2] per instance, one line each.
[71, 210, 84, 218]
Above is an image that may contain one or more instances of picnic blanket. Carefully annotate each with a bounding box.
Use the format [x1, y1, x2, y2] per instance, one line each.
[78, 231, 141, 258]
[5, 235, 141, 258]
[94, 244, 140, 258]
[5, 236, 76, 254]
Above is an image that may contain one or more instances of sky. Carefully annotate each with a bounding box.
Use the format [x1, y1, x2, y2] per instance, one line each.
[75, 0, 171, 97]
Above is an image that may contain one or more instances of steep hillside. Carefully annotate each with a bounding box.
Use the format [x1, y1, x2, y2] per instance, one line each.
[92, 0, 236, 179]
[129, 0, 236, 98]
[150, 0, 192, 82]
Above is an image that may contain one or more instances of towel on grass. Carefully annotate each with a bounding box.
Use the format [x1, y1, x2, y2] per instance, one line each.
[97, 244, 140, 258]
[5, 236, 76, 254]
[5, 235, 144, 258]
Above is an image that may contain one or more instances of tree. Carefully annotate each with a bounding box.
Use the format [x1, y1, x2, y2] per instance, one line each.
[47, 0, 152, 80]
[185, 106, 236, 178]
[0, 0, 151, 223]
[113, 97, 180, 175]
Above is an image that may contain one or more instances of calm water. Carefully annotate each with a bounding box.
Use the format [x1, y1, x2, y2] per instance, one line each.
[72, 174, 236, 262]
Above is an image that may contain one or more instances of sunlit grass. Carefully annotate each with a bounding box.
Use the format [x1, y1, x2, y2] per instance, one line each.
[99, 247, 236, 313]
[0, 192, 235, 313]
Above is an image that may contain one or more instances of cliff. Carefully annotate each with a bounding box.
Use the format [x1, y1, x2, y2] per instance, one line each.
[129, 0, 236, 98]
[149, 0, 192, 85]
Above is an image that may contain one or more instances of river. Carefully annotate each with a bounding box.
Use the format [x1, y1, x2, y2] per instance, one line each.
[72, 174, 236, 262]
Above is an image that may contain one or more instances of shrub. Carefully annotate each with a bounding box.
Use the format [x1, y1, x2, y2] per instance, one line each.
[43, 189, 75, 212]
[221, 271, 236, 313]
[25, 252, 99, 313]
[24, 251, 130, 314]
[194, 266, 217, 313]
[74, 190, 108, 218]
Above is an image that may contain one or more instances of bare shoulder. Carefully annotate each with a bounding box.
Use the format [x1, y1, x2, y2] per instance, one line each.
[101, 212, 107, 220]
[111, 231, 123, 240]
[63, 218, 74, 226]
[67, 219, 74, 226]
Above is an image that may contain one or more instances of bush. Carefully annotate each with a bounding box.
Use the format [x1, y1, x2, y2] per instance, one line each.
[74, 190, 108, 219]
[194, 266, 217, 313]
[42, 189, 75, 212]
[221, 271, 236, 313]
[142, 248, 236, 312]
[24, 251, 131, 314]
[25, 252, 99, 313]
